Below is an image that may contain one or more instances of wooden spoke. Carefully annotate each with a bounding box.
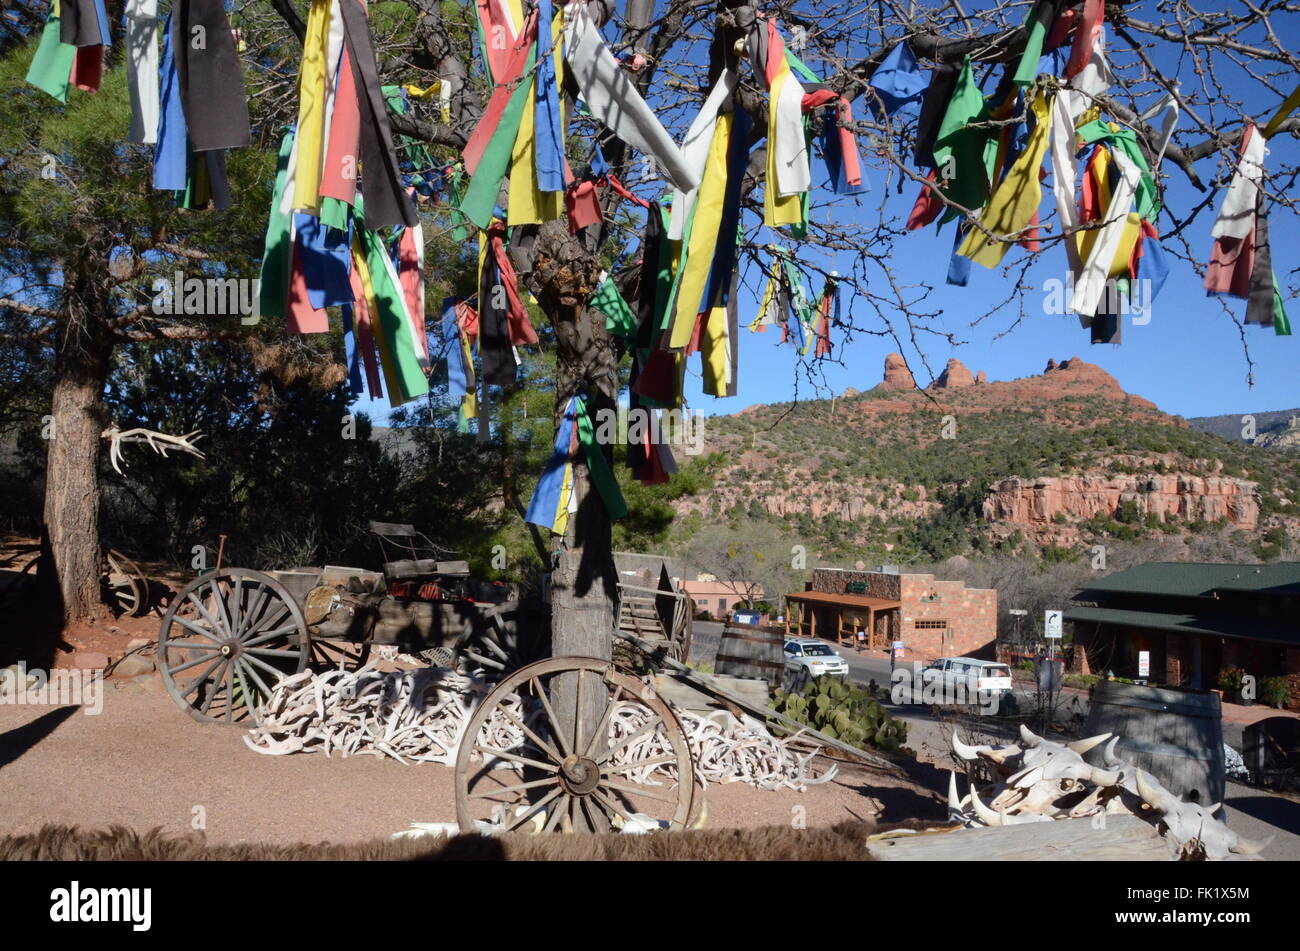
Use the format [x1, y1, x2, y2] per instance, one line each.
[467, 777, 559, 800]
[503, 786, 564, 833]
[471, 745, 558, 773]
[603, 779, 678, 804]
[596, 717, 665, 765]
[532, 677, 572, 759]
[159, 569, 307, 725]
[455, 657, 696, 834]
[583, 683, 625, 759]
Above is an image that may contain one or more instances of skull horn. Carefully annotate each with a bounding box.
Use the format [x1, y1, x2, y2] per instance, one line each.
[1101, 736, 1123, 768]
[1019, 724, 1043, 746]
[1135, 769, 1176, 812]
[1087, 766, 1122, 787]
[1066, 733, 1112, 755]
[951, 731, 985, 761]
[948, 771, 963, 814]
[969, 787, 1006, 826]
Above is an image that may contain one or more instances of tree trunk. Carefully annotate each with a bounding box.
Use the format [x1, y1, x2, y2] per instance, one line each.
[40, 328, 112, 630]
[529, 223, 619, 830]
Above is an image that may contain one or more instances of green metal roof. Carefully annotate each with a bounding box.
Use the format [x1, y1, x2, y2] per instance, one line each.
[1064, 605, 1300, 646]
[1074, 562, 1300, 599]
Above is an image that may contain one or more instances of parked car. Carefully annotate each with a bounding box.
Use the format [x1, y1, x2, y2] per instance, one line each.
[929, 657, 1016, 712]
[783, 638, 850, 681]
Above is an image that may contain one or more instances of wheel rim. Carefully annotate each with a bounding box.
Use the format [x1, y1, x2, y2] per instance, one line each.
[105, 550, 145, 618]
[454, 657, 696, 834]
[157, 569, 308, 724]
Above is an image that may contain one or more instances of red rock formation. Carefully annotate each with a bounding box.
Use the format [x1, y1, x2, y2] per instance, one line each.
[876, 352, 916, 391]
[975, 370, 987, 383]
[934, 358, 975, 388]
[982, 475, 1260, 531]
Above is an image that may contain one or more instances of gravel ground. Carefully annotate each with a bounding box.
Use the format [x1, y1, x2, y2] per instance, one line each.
[0, 675, 942, 845]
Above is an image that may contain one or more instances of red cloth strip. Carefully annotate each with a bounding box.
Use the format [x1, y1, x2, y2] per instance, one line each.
[287, 242, 330, 333]
[462, 11, 539, 176]
[907, 172, 944, 230]
[320, 45, 362, 203]
[348, 256, 384, 398]
[566, 180, 603, 232]
[1064, 0, 1104, 80]
[488, 223, 539, 345]
[71, 44, 103, 92]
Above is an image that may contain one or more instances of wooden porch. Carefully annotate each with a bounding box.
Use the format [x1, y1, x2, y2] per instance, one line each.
[783, 591, 902, 651]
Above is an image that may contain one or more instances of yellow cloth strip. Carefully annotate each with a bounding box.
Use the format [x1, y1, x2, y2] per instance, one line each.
[1263, 85, 1300, 139]
[701, 306, 730, 396]
[1073, 147, 1139, 277]
[351, 238, 408, 406]
[507, 14, 565, 225]
[959, 91, 1052, 268]
[750, 276, 777, 331]
[292, 0, 331, 214]
[553, 461, 573, 536]
[668, 111, 733, 349]
[764, 66, 803, 228]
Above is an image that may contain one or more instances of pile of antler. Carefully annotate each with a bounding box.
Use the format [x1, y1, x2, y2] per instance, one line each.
[242, 666, 833, 791]
[606, 701, 837, 792]
[949, 725, 1269, 860]
[243, 666, 510, 765]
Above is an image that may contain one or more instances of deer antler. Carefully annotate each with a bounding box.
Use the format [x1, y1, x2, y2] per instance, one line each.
[101, 426, 206, 475]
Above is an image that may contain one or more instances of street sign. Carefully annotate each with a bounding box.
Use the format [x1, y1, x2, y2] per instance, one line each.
[1044, 610, 1063, 638]
[1138, 651, 1150, 678]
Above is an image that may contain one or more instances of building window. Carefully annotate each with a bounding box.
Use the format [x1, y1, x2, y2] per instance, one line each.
[914, 619, 949, 630]
[718, 599, 727, 614]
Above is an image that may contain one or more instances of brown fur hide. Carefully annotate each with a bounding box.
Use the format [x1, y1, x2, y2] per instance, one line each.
[0, 818, 945, 861]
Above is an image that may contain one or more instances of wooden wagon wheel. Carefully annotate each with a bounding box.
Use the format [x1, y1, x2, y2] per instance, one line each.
[105, 549, 147, 618]
[455, 656, 696, 835]
[157, 569, 309, 724]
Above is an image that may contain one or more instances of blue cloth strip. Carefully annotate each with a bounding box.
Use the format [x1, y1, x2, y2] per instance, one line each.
[295, 213, 354, 310]
[869, 41, 927, 117]
[525, 396, 579, 529]
[534, 0, 565, 193]
[947, 219, 971, 286]
[341, 303, 364, 396]
[153, 14, 189, 191]
[441, 297, 468, 401]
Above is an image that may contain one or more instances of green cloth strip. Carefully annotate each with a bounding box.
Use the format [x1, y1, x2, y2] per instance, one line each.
[256, 131, 297, 322]
[460, 45, 538, 229]
[358, 224, 429, 401]
[25, 5, 76, 103]
[591, 275, 636, 337]
[1076, 119, 1162, 221]
[576, 396, 627, 520]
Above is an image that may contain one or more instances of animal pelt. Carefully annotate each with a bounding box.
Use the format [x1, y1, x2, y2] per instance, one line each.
[0, 819, 945, 861]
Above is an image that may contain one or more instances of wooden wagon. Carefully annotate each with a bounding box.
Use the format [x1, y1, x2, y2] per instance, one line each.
[154, 524, 703, 833]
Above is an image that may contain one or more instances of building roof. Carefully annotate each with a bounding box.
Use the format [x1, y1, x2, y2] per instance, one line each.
[679, 580, 762, 597]
[784, 590, 901, 610]
[1074, 562, 1300, 600]
[1064, 605, 1300, 647]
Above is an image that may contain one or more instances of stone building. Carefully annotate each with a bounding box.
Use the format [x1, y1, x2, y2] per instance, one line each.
[783, 566, 998, 659]
[1067, 562, 1300, 709]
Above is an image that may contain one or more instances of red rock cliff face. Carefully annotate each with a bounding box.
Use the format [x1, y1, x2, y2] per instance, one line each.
[982, 474, 1260, 530]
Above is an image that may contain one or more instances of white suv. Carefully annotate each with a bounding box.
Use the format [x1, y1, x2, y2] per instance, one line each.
[783, 638, 850, 681]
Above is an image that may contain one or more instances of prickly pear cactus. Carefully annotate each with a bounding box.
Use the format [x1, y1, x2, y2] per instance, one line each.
[772, 676, 909, 754]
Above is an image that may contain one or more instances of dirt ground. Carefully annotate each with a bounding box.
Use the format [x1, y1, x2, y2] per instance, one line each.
[0, 673, 944, 845]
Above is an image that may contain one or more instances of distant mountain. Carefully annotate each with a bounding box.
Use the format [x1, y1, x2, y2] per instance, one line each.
[671, 355, 1300, 564]
[1187, 409, 1300, 447]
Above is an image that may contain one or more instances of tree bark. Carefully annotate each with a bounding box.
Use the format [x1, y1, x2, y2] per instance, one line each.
[40, 322, 112, 629]
[528, 222, 620, 830]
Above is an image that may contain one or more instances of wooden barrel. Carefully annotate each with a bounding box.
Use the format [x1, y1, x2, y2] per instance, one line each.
[714, 623, 785, 689]
[1084, 680, 1225, 805]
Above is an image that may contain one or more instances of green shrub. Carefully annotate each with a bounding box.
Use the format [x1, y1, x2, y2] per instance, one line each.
[1261, 676, 1291, 709]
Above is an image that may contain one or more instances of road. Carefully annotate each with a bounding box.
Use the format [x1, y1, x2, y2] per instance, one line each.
[691, 620, 1300, 859]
